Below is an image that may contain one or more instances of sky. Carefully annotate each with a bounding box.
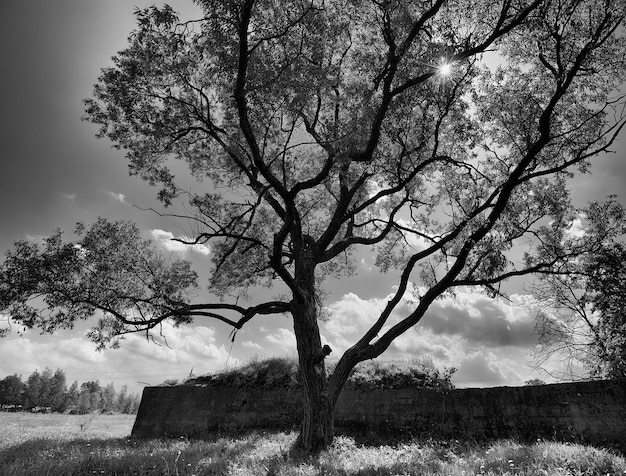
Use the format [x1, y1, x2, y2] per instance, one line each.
[0, 1, 625, 395]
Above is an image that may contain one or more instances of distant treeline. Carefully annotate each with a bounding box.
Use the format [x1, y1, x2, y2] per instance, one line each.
[0, 368, 140, 414]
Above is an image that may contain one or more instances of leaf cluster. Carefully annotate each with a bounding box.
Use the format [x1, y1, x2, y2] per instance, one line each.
[0, 219, 198, 348]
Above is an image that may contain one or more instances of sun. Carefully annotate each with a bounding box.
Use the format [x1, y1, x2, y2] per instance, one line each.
[438, 62, 453, 77]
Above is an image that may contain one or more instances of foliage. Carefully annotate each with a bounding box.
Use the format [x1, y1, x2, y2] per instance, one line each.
[185, 356, 455, 390]
[345, 357, 456, 390]
[586, 242, 626, 377]
[0, 369, 140, 414]
[186, 357, 300, 389]
[1, 419, 625, 476]
[0, 219, 199, 349]
[0, 374, 26, 407]
[2, 0, 626, 450]
[23, 368, 67, 412]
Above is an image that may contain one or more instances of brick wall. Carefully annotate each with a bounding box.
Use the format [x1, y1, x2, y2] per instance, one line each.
[131, 379, 626, 448]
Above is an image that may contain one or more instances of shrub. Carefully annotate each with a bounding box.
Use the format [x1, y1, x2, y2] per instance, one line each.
[186, 357, 299, 389]
[345, 357, 456, 390]
[185, 356, 455, 390]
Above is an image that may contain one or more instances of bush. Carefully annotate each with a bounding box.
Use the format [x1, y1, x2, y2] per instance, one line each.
[185, 356, 456, 390]
[186, 357, 299, 389]
[345, 357, 456, 390]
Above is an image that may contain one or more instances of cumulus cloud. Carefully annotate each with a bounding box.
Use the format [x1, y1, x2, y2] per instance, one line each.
[151, 229, 210, 256]
[421, 293, 536, 348]
[242, 340, 263, 350]
[62, 193, 76, 200]
[454, 350, 525, 388]
[0, 322, 231, 393]
[321, 288, 544, 387]
[565, 216, 586, 238]
[108, 191, 126, 203]
[391, 329, 466, 364]
[266, 328, 297, 352]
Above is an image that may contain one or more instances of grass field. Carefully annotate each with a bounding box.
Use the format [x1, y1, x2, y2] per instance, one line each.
[1, 413, 625, 475]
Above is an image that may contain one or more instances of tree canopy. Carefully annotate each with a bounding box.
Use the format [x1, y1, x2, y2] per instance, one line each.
[2, 0, 626, 451]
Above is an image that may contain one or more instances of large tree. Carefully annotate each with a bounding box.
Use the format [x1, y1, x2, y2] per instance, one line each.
[1, 0, 626, 451]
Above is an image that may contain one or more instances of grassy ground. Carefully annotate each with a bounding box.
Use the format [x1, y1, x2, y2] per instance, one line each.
[1, 413, 625, 475]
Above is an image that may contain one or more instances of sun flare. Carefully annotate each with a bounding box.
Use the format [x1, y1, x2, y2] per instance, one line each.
[438, 62, 452, 77]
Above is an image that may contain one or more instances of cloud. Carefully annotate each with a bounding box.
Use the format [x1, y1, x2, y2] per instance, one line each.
[108, 192, 126, 203]
[0, 313, 14, 336]
[421, 293, 536, 348]
[390, 330, 466, 364]
[62, 193, 76, 200]
[321, 288, 545, 387]
[265, 328, 297, 352]
[150, 229, 210, 256]
[242, 340, 263, 350]
[454, 350, 525, 388]
[0, 322, 231, 393]
[25, 234, 46, 243]
[565, 216, 586, 238]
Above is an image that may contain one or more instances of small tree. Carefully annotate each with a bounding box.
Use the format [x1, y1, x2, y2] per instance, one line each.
[1, 0, 626, 450]
[77, 391, 92, 414]
[66, 381, 80, 413]
[37, 367, 55, 409]
[25, 370, 43, 409]
[102, 383, 117, 413]
[116, 385, 140, 414]
[48, 369, 68, 412]
[0, 374, 26, 406]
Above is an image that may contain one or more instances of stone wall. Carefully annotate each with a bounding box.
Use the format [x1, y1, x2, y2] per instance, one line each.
[132, 379, 626, 449]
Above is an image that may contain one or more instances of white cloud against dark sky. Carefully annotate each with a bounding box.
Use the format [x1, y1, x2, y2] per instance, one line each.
[0, 0, 623, 393]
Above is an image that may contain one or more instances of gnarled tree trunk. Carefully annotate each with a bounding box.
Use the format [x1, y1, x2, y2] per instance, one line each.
[291, 236, 339, 452]
[292, 276, 335, 451]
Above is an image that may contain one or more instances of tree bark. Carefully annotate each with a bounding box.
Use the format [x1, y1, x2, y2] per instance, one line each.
[291, 281, 336, 451]
[296, 382, 335, 452]
[291, 236, 337, 452]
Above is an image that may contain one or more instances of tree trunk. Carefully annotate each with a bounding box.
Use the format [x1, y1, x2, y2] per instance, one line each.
[291, 237, 336, 452]
[296, 384, 335, 452]
[292, 285, 336, 452]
